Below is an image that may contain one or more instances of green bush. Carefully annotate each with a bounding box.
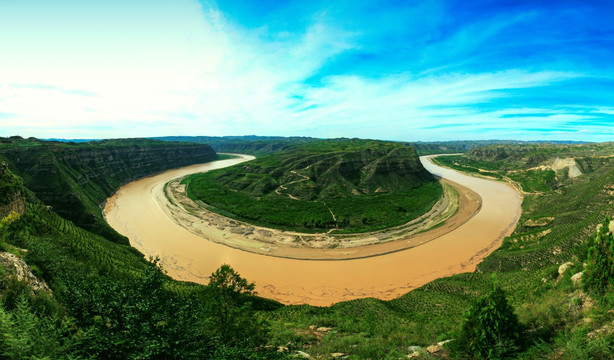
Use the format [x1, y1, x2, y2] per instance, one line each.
[0, 294, 88, 360]
[452, 275, 522, 359]
[583, 216, 614, 295]
[204, 264, 269, 346]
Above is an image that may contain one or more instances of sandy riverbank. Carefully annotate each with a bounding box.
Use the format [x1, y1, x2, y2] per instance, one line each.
[104, 154, 521, 306]
[160, 175, 480, 260]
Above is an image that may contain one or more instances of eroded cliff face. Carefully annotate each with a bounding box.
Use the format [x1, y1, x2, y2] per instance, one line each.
[214, 142, 434, 200]
[0, 138, 217, 243]
[0, 162, 26, 219]
[302, 146, 433, 196]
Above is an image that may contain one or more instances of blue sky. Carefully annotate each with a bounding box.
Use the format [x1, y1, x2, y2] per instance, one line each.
[1, 0, 613, 141]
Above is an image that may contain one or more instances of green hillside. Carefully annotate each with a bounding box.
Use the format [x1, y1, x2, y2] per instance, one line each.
[0, 137, 218, 244]
[184, 139, 441, 232]
[155, 135, 554, 156]
[2, 138, 614, 359]
[0, 145, 283, 359]
[261, 142, 614, 359]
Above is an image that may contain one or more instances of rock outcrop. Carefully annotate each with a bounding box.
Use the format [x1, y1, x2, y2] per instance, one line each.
[0, 162, 26, 219]
[0, 252, 51, 294]
[558, 262, 574, 276]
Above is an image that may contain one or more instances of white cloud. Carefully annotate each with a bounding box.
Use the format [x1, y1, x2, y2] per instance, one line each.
[0, 0, 601, 141]
[0, 0, 360, 138]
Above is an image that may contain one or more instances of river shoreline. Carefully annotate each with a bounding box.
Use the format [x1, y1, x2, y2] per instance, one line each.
[104, 154, 521, 306]
[159, 173, 481, 260]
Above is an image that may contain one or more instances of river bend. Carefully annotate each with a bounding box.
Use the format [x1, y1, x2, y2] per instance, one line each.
[104, 154, 521, 306]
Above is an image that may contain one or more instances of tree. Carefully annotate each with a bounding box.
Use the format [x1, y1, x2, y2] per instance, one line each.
[59, 258, 211, 359]
[583, 216, 614, 295]
[205, 264, 268, 345]
[453, 275, 521, 359]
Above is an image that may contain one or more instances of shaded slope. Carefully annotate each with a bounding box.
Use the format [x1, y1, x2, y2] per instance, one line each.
[0, 162, 26, 219]
[0, 137, 217, 244]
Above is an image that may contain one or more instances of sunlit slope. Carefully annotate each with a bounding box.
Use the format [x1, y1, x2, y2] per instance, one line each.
[184, 139, 441, 232]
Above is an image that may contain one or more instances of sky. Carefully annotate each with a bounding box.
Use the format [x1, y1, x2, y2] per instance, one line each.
[1, 0, 613, 142]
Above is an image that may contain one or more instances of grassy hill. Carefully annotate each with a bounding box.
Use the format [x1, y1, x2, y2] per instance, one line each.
[183, 139, 442, 232]
[0, 143, 283, 359]
[260, 142, 614, 359]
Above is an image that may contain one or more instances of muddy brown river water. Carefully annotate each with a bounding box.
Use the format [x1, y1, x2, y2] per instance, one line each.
[104, 154, 521, 306]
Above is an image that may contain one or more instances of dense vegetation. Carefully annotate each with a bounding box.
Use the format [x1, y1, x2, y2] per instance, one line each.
[583, 216, 614, 295]
[2, 138, 614, 359]
[452, 275, 522, 359]
[184, 139, 442, 232]
[261, 142, 614, 359]
[0, 136, 218, 244]
[0, 204, 285, 359]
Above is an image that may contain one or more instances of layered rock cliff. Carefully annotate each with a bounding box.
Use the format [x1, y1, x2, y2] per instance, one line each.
[0, 162, 26, 219]
[0, 137, 217, 243]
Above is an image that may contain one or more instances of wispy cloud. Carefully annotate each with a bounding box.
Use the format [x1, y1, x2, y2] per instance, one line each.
[0, 0, 612, 140]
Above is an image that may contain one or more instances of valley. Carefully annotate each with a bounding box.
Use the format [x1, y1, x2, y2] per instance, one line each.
[104, 152, 520, 305]
[2, 137, 614, 359]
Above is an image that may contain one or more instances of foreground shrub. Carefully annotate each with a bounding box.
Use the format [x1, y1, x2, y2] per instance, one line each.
[452, 275, 521, 359]
[583, 216, 614, 295]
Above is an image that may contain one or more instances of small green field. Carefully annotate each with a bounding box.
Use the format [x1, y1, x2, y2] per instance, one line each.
[183, 139, 442, 233]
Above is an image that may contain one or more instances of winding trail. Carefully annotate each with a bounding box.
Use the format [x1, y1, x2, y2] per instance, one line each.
[104, 154, 521, 306]
[274, 169, 311, 201]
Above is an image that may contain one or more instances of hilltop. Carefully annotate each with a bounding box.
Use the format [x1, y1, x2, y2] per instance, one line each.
[183, 139, 441, 232]
[155, 135, 556, 156]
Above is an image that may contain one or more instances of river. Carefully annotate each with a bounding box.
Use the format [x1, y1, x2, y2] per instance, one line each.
[104, 154, 521, 306]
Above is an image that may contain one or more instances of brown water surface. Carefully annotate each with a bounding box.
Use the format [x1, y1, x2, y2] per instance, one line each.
[104, 154, 521, 306]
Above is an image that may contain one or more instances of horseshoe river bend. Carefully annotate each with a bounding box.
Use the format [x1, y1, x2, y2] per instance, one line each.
[104, 154, 521, 306]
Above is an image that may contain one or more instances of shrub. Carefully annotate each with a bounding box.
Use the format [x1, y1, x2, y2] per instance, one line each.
[583, 216, 614, 295]
[452, 275, 521, 359]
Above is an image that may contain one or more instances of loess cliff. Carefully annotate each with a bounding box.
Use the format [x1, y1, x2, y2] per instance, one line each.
[0, 162, 26, 219]
[0, 137, 217, 243]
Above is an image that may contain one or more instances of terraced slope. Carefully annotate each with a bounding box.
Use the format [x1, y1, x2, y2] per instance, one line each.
[184, 139, 441, 232]
[264, 144, 614, 359]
